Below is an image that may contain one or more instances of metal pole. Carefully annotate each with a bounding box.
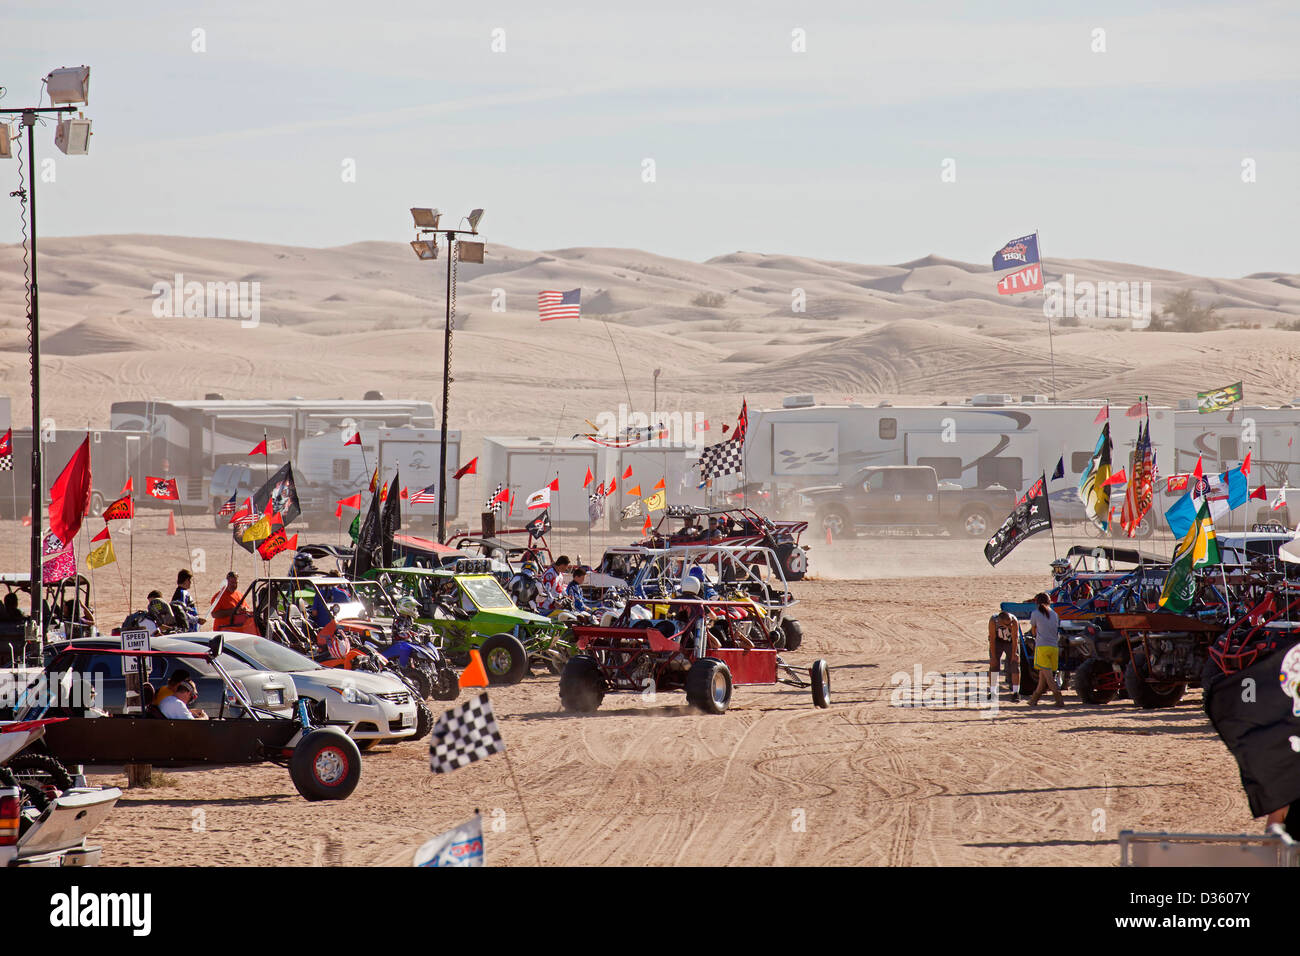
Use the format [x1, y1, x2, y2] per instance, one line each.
[437, 233, 453, 542]
[24, 113, 42, 640]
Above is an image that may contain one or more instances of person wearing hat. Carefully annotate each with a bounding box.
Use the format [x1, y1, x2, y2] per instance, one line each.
[157, 680, 207, 719]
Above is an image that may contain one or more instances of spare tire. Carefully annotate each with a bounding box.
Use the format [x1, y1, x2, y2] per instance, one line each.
[290, 728, 362, 801]
[5, 753, 74, 792]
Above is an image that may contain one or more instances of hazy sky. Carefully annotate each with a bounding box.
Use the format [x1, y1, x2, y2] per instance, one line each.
[2, 0, 1296, 276]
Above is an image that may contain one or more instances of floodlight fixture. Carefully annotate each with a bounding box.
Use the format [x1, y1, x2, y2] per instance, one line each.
[457, 240, 484, 264]
[467, 208, 485, 233]
[410, 239, 438, 260]
[45, 66, 90, 106]
[54, 116, 91, 155]
[0, 124, 10, 159]
[410, 207, 441, 230]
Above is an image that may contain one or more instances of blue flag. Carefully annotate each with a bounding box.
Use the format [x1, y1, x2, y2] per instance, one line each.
[1164, 492, 1197, 539]
[1052, 456, 1064, 481]
[992, 233, 1041, 271]
[1223, 466, 1249, 510]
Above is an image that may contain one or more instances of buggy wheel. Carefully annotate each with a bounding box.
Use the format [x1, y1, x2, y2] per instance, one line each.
[1072, 658, 1121, 705]
[810, 659, 830, 708]
[479, 634, 529, 685]
[559, 655, 605, 712]
[780, 618, 804, 653]
[686, 658, 733, 714]
[777, 543, 808, 581]
[5, 753, 75, 791]
[289, 729, 362, 801]
[1123, 650, 1186, 709]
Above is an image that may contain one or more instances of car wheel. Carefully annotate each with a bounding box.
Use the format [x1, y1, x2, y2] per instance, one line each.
[810, 659, 831, 708]
[289, 729, 362, 801]
[959, 507, 993, 538]
[685, 658, 733, 714]
[1072, 658, 1121, 705]
[559, 655, 605, 712]
[818, 506, 851, 540]
[479, 633, 529, 685]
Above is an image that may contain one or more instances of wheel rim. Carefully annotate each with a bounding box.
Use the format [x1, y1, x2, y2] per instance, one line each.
[821, 664, 830, 699]
[823, 514, 844, 536]
[313, 746, 347, 786]
[486, 647, 513, 674]
[710, 670, 728, 705]
[964, 513, 987, 535]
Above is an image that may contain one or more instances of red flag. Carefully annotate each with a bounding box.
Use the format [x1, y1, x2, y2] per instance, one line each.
[1166, 474, 1189, 493]
[491, 486, 510, 504]
[509, 491, 516, 517]
[1125, 400, 1145, 418]
[548, 477, 560, 492]
[344, 432, 361, 446]
[338, 493, 362, 510]
[249, 439, 268, 456]
[379, 481, 389, 502]
[583, 467, 593, 488]
[334, 501, 343, 519]
[368, 467, 380, 493]
[653, 478, 665, 491]
[1192, 456, 1203, 483]
[102, 494, 134, 521]
[91, 526, 110, 543]
[608, 476, 617, 494]
[1250, 484, 1267, 501]
[146, 476, 180, 500]
[400, 487, 409, 500]
[698, 419, 710, 432]
[121, 476, 133, 495]
[263, 494, 276, 515]
[622, 466, 633, 479]
[1102, 469, 1127, 487]
[642, 515, 652, 535]
[48, 436, 92, 545]
[722, 424, 731, 435]
[1093, 404, 1109, 424]
[258, 530, 297, 561]
[0, 429, 9, 457]
[1243, 452, 1252, 476]
[453, 457, 478, 479]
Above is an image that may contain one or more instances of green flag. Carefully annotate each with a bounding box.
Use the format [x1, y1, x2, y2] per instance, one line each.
[1197, 381, 1243, 414]
[1158, 500, 1221, 612]
[349, 512, 360, 543]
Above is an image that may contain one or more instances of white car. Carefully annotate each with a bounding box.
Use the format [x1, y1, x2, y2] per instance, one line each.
[212, 634, 425, 747]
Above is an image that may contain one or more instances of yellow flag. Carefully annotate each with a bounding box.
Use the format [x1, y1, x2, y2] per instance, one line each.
[87, 538, 116, 569]
[643, 490, 666, 513]
[243, 515, 271, 542]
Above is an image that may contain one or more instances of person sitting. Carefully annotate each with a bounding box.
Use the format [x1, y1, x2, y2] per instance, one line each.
[209, 571, 249, 629]
[310, 585, 349, 628]
[157, 680, 207, 719]
[0, 591, 24, 623]
[565, 566, 590, 613]
[152, 668, 192, 707]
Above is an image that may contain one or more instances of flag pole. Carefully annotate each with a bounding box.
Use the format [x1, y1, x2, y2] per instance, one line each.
[1037, 229, 1057, 401]
[497, 732, 543, 866]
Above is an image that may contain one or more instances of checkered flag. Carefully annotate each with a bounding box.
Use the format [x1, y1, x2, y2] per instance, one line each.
[0, 454, 11, 472]
[429, 692, 505, 774]
[484, 482, 504, 515]
[698, 438, 744, 480]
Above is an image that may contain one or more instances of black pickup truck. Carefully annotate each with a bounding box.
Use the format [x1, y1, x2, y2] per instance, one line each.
[798, 465, 1015, 538]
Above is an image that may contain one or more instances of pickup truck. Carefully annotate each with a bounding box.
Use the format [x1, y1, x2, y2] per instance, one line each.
[798, 465, 1015, 538]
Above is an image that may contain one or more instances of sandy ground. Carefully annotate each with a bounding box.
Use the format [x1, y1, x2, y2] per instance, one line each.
[2, 519, 1256, 867]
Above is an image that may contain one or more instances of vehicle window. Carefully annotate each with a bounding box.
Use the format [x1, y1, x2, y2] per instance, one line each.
[332, 458, 350, 480]
[231, 637, 321, 672]
[1071, 451, 1092, 474]
[1219, 437, 1240, 464]
[977, 457, 1022, 490]
[162, 654, 218, 678]
[879, 418, 897, 440]
[353, 581, 396, 616]
[81, 652, 124, 680]
[860, 471, 887, 492]
[460, 576, 514, 609]
[916, 457, 961, 480]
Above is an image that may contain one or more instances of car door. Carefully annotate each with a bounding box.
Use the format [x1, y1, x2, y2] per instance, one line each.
[884, 470, 933, 524]
[855, 470, 889, 523]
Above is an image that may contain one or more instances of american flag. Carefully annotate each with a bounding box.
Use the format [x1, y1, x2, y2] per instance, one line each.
[410, 483, 438, 505]
[218, 493, 237, 516]
[538, 288, 581, 321]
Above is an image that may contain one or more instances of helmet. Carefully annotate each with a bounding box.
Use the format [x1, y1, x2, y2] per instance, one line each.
[679, 577, 701, 596]
[395, 596, 420, 619]
[521, 560, 539, 577]
[293, 552, 314, 572]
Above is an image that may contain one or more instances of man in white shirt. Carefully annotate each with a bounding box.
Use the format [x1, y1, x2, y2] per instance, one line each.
[157, 680, 207, 719]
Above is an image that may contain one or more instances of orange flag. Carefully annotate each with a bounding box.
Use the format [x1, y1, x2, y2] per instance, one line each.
[653, 478, 665, 491]
[627, 484, 642, 497]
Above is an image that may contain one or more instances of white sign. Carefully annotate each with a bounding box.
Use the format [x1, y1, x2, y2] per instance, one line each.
[121, 628, 149, 674]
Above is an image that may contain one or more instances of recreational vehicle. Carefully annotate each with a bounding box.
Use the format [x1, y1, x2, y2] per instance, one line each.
[1172, 401, 1300, 522]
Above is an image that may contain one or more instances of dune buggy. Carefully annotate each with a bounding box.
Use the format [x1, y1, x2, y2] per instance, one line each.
[636, 506, 810, 581]
[561, 597, 829, 715]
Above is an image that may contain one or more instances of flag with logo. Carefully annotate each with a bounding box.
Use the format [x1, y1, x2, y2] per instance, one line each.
[1077, 423, 1113, 532]
[257, 530, 297, 561]
[984, 474, 1053, 566]
[251, 462, 302, 527]
[588, 484, 608, 525]
[146, 476, 180, 500]
[242, 514, 272, 543]
[0, 428, 11, 470]
[86, 533, 116, 569]
[991, 232, 1044, 295]
[525, 486, 550, 511]
[103, 494, 134, 521]
[1198, 381, 1243, 414]
[413, 813, 486, 868]
[41, 530, 76, 584]
[643, 489, 666, 513]
[526, 510, 551, 540]
[1158, 501, 1220, 613]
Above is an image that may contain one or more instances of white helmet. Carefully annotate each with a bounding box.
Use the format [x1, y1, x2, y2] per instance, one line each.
[679, 577, 701, 596]
[395, 596, 421, 618]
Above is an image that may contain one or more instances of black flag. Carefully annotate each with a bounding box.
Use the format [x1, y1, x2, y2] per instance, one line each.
[984, 473, 1053, 566]
[381, 468, 401, 569]
[252, 462, 302, 527]
[526, 509, 551, 540]
[351, 486, 383, 578]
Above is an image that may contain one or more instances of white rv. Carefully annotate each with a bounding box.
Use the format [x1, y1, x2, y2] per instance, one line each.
[1172, 400, 1300, 492]
[744, 395, 1175, 522]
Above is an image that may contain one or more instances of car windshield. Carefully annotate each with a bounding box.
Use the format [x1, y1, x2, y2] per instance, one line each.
[353, 580, 397, 616]
[227, 636, 322, 672]
[460, 576, 514, 609]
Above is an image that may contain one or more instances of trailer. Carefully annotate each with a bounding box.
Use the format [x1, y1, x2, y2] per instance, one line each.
[742, 394, 1176, 523]
[605, 443, 707, 527]
[0, 429, 148, 520]
[479, 438, 605, 528]
[109, 398, 436, 510]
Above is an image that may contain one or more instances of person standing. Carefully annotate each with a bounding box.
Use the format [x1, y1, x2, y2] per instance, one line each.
[988, 610, 1020, 696]
[1028, 592, 1065, 707]
[172, 569, 206, 631]
[209, 571, 246, 629]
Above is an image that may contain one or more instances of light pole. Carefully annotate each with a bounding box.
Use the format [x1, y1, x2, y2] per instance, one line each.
[1, 67, 92, 645]
[409, 207, 484, 542]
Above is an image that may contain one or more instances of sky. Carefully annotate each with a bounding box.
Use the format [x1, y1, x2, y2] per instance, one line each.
[1, 0, 1297, 276]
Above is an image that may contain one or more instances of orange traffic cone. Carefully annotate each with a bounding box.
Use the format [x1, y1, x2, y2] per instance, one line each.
[459, 649, 489, 689]
[166, 511, 177, 536]
[825, 526, 833, 546]
[21, 514, 31, 527]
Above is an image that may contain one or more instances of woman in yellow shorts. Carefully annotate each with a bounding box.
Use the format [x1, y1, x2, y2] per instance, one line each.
[1028, 592, 1065, 707]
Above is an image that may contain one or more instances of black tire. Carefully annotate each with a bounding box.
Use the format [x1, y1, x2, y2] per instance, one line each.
[1072, 658, 1120, 705]
[776, 542, 808, 581]
[410, 700, 433, 741]
[780, 618, 804, 653]
[1123, 649, 1186, 709]
[401, 664, 433, 700]
[685, 658, 733, 714]
[559, 655, 605, 712]
[817, 505, 852, 540]
[810, 659, 830, 708]
[430, 664, 460, 701]
[957, 506, 994, 539]
[5, 753, 74, 791]
[479, 633, 529, 685]
[289, 729, 362, 801]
